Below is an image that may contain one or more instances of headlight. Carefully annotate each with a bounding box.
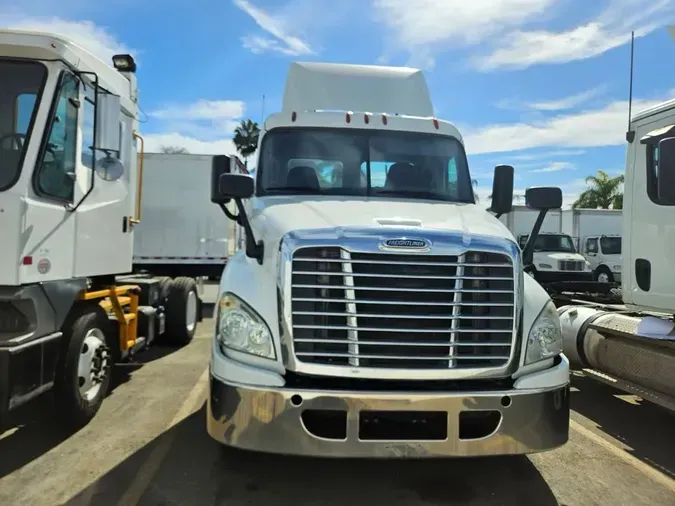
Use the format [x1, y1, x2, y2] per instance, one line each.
[537, 263, 553, 269]
[584, 260, 592, 270]
[216, 293, 275, 359]
[525, 300, 562, 365]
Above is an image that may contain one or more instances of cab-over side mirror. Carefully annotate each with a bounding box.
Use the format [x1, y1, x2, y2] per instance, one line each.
[525, 186, 562, 210]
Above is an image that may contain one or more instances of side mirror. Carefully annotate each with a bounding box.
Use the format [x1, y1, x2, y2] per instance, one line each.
[525, 186, 562, 210]
[657, 137, 675, 202]
[218, 173, 255, 200]
[211, 155, 232, 204]
[522, 186, 562, 274]
[95, 92, 122, 152]
[490, 165, 514, 217]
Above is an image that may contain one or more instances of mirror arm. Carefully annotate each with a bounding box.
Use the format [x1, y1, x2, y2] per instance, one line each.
[494, 212, 504, 220]
[522, 209, 548, 273]
[219, 199, 264, 265]
[221, 204, 241, 224]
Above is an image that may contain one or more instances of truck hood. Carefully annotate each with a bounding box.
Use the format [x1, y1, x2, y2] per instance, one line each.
[249, 196, 513, 244]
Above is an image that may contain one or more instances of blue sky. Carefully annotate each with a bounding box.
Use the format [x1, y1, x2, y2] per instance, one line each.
[2, 0, 675, 207]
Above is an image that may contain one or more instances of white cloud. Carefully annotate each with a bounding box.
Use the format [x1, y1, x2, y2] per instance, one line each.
[143, 132, 239, 156]
[475, 0, 675, 71]
[373, 0, 555, 47]
[372, 0, 556, 68]
[530, 161, 575, 173]
[463, 92, 673, 155]
[527, 86, 606, 111]
[234, 0, 313, 56]
[150, 100, 245, 121]
[0, 15, 133, 63]
[498, 149, 587, 161]
[145, 99, 248, 154]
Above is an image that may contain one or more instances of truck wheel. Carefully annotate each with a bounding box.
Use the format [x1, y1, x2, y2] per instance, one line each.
[595, 266, 614, 283]
[164, 277, 199, 346]
[157, 276, 172, 302]
[54, 305, 113, 429]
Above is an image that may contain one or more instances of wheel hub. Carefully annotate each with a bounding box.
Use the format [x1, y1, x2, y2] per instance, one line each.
[78, 328, 111, 401]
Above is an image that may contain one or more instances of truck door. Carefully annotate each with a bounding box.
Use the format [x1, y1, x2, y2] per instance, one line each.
[624, 111, 675, 311]
[584, 237, 599, 270]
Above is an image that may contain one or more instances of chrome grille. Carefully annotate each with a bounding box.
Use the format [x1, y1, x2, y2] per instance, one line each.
[558, 260, 584, 271]
[290, 247, 515, 370]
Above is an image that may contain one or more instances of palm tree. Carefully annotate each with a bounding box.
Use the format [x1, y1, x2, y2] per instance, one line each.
[572, 170, 624, 209]
[233, 119, 260, 168]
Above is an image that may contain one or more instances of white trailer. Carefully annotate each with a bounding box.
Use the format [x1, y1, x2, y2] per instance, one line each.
[561, 209, 623, 283]
[499, 206, 592, 284]
[132, 153, 243, 279]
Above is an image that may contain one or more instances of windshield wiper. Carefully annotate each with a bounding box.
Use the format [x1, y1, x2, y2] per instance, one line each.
[264, 186, 323, 194]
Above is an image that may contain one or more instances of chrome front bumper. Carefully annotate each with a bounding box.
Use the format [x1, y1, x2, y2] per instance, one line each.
[206, 376, 570, 458]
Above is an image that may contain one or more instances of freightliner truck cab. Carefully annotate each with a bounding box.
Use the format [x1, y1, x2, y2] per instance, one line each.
[206, 62, 570, 458]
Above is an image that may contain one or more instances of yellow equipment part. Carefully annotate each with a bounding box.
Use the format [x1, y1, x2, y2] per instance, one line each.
[79, 285, 140, 352]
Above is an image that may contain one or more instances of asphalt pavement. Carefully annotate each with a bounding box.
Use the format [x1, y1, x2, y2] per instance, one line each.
[1, 284, 673, 506]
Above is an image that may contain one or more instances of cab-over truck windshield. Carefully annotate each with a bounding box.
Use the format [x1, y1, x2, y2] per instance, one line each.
[256, 128, 475, 203]
[0, 59, 47, 191]
[518, 233, 576, 253]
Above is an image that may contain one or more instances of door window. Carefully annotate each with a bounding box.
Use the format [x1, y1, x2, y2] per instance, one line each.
[34, 73, 79, 201]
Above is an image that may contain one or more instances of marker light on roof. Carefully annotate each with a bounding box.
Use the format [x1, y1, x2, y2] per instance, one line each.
[433, 118, 439, 130]
[345, 112, 351, 123]
[382, 114, 388, 125]
[364, 114, 370, 124]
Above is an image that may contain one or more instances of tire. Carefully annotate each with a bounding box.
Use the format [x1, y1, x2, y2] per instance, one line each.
[164, 276, 199, 346]
[594, 266, 614, 283]
[53, 304, 114, 430]
[157, 276, 172, 302]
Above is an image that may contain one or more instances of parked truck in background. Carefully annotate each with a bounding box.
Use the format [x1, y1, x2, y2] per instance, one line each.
[499, 206, 592, 284]
[0, 29, 210, 429]
[132, 152, 247, 280]
[558, 96, 675, 413]
[206, 61, 570, 458]
[561, 209, 622, 283]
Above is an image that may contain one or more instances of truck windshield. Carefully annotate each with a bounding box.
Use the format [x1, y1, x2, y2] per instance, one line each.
[600, 236, 621, 255]
[0, 59, 47, 191]
[256, 128, 475, 203]
[520, 234, 576, 253]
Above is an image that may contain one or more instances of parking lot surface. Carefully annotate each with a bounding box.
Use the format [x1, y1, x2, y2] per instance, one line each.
[1, 292, 674, 506]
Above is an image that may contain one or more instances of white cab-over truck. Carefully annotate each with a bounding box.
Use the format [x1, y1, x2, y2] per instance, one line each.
[0, 29, 208, 429]
[500, 206, 593, 284]
[561, 209, 622, 283]
[559, 96, 675, 412]
[206, 62, 570, 458]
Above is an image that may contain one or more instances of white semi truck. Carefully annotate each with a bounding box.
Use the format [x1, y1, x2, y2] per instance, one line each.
[558, 96, 675, 412]
[0, 29, 212, 429]
[561, 209, 623, 283]
[206, 61, 570, 458]
[499, 206, 593, 284]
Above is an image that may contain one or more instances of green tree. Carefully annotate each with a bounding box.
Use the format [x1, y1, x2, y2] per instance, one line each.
[572, 170, 624, 209]
[233, 119, 260, 167]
